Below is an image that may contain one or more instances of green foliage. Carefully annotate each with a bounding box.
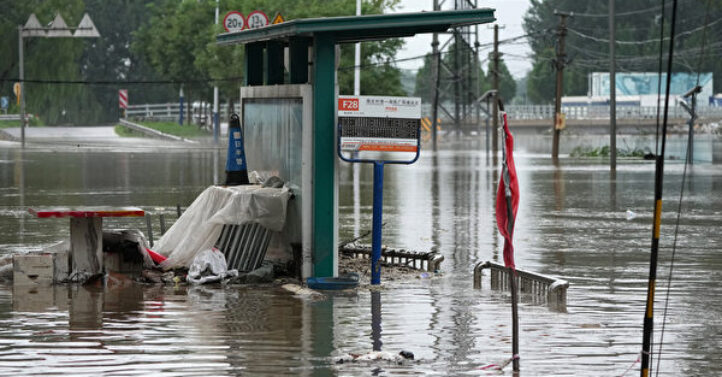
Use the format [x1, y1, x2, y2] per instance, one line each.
[413, 41, 516, 105]
[134, 0, 406, 100]
[523, 0, 722, 104]
[0, 0, 103, 126]
[569, 145, 649, 158]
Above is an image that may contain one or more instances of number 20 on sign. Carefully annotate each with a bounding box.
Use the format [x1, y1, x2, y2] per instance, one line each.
[223, 11, 245, 32]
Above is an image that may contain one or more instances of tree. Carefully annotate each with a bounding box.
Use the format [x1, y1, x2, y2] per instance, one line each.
[133, 0, 407, 105]
[523, 0, 722, 103]
[0, 0, 104, 125]
[486, 54, 516, 103]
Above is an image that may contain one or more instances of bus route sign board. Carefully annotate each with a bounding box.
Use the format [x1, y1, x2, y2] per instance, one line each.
[338, 96, 421, 158]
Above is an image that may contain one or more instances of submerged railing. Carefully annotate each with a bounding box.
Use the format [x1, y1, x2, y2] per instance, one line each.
[473, 261, 569, 310]
[341, 244, 444, 272]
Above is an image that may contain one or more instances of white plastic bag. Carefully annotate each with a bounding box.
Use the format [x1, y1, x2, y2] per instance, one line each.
[187, 248, 238, 284]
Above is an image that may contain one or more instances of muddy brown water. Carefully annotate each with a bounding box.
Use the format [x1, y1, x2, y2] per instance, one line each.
[0, 136, 720, 376]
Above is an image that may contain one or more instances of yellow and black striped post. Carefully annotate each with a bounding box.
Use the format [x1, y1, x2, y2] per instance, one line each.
[640, 1, 678, 375]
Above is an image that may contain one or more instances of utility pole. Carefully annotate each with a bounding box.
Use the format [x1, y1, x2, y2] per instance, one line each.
[430, 0, 440, 150]
[552, 11, 570, 160]
[18, 26, 25, 148]
[492, 24, 500, 155]
[213, 0, 220, 145]
[354, 0, 361, 96]
[609, 0, 617, 171]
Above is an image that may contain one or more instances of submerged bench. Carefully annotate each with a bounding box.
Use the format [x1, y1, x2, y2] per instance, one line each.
[473, 261, 569, 311]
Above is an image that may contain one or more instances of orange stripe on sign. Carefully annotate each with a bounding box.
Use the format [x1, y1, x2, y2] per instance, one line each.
[359, 145, 418, 152]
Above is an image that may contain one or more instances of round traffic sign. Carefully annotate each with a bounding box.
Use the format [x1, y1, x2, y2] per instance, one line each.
[246, 10, 269, 29]
[223, 11, 245, 33]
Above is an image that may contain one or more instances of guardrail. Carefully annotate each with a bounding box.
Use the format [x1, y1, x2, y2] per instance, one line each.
[420, 103, 722, 122]
[126, 102, 240, 122]
[0, 114, 34, 121]
[473, 261, 568, 311]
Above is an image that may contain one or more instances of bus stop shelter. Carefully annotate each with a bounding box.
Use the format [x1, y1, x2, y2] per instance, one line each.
[216, 9, 495, 278]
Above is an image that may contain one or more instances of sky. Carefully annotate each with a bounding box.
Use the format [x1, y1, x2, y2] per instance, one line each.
[394, 0, 532, 79]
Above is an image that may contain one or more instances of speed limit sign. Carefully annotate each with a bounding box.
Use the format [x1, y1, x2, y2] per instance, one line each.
[246, 10, 269, 29]
[223, 11, 245, 32]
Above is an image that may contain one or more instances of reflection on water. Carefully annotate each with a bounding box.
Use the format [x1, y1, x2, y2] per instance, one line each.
[1, 137, 721, 376]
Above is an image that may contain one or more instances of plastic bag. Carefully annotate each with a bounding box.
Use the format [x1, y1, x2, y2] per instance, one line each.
[187, 248, 238, 284]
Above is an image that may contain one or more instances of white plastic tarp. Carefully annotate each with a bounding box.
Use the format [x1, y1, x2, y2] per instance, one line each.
[155, 185, 291, 269]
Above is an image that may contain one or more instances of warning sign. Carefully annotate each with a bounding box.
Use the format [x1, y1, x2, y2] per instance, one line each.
[271, 12, 285, 25]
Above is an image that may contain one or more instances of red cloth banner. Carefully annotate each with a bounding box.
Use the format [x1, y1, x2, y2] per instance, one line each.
[496, 112, 520, 270]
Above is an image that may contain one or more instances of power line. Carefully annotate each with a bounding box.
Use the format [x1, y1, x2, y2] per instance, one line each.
[561, 0, 691, 18]
[568, 18, 722, 45]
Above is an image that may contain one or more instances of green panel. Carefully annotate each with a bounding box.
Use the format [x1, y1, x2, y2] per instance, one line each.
[265, 41, 284, 85]
[312, 32, 336, 277]
[244, 43, 264, 86]
[289, 37, 310, 84]
[217, 9, 496, 45]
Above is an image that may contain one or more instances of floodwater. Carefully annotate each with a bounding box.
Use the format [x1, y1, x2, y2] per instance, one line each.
[0, 135, 720, 376]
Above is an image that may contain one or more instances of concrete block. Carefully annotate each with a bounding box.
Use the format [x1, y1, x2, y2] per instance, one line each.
[13, 253, 54, 286]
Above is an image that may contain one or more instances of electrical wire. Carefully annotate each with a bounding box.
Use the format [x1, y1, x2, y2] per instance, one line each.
[654, 0, 713, 375]
[568, 18, 722, 45]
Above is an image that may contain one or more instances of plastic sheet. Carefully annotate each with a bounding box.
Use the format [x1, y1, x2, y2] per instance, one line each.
[187, 248, 238, 284]
[155, 185, 291, 269]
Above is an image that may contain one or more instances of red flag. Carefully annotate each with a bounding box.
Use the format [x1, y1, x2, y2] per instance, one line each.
[496, 111, 520, 270]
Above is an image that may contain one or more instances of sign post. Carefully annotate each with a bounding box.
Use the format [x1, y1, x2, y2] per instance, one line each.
[118, 89, 128, 119]
[337, 96, 422, 285]
[17, 13, 99, 148]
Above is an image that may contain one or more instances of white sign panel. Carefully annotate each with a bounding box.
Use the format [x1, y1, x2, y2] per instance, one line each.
[338, 96, 421, 119]
[246, 11, 269, 29]
[338, 96, 421, 154]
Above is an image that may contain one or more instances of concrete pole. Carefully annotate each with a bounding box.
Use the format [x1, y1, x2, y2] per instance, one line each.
[213, 0, 220, 145]
[492, 24, 499, 155]
[18, 26, 25, 148]
[609, 0, 617, 170]
[354, 0, 361, 96]
[552, 13, 568, 160]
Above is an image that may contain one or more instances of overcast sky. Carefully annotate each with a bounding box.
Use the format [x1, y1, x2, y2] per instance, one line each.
[394, 0, 532, 79]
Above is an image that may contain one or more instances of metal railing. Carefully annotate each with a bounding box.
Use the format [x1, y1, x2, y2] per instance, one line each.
[215, 223, 273, 272]
[341, 244, 444, 272]
[473, 261, 569, 311]
[420, 103, 722, 122]
[126, 102, 240, 122]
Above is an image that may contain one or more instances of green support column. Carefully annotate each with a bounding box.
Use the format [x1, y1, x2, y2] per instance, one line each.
[312, 32, 336, 277]
[265, 40, 284, 85]
[289, 37, 310, 84]
[244, 42, 264, 86]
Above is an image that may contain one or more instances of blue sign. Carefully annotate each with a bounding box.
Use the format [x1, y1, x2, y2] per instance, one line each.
[0, 97, 8, 110]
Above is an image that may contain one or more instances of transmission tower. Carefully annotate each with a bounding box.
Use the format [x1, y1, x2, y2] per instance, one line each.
[430, 0, 481, 142]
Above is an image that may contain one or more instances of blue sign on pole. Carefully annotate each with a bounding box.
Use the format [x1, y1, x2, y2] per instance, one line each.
[0, 97, 8, 110]
[337, 95, 422, 285]
[225, 113, 250, 185]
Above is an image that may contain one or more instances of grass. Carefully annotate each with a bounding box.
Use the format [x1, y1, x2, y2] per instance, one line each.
[115, 121, 211, 138]
[0, 117, 43, 128]
[570, 145, 651, 158]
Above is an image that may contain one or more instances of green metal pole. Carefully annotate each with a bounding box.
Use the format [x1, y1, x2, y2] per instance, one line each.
[312, 32, 336, 277]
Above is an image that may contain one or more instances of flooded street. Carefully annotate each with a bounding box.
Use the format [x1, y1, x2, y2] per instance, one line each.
[1, 136, 720, 376]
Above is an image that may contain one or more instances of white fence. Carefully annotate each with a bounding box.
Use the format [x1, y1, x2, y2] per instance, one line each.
[128, 102, 722, 122]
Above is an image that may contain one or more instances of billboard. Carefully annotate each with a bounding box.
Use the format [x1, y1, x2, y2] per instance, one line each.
[590, 72, 713, 103]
